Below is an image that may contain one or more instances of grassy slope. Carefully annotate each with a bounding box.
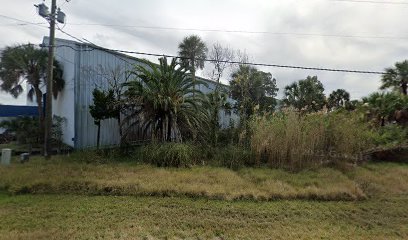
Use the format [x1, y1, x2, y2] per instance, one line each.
[0, 194, 407, 239]
[0, 154, 407, 239]
[2, 156, 408, 201]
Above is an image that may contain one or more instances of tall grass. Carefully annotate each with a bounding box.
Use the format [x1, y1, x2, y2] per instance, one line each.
[250, 109, 373, 171]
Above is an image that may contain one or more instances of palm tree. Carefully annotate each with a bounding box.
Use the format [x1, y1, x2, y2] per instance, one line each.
[0, 44, 64, 133]
[363, 92, 402, 126]
[122, 57, 208, 143]
[381, 60, 408, 95]
[178, 35, 208, 96]
[328, 89, 350, 110]
[283, 76, 326, 113]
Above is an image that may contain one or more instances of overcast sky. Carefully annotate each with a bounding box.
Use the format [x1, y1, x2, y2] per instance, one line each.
[1, 0, 407, 105]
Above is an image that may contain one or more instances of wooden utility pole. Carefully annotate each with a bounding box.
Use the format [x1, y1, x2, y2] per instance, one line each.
[44, 0, 57, 158]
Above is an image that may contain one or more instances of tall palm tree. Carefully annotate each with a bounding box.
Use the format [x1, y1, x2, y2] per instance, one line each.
[122, 57, 208, 142]
[178, 35, 208, 96]
[381, 60, 408, 95]
[328, 89, 350, 110]
[0, 44, 64, 132]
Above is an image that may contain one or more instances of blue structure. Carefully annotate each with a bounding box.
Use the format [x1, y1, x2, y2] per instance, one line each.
[0, 105, 38, 117]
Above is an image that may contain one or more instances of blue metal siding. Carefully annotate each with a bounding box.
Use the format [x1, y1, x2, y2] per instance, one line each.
[0, 105, 38, 117]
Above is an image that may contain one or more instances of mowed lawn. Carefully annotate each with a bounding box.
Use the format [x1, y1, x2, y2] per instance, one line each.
[0, 194, 407, 239]
[0, 155, 407, 239]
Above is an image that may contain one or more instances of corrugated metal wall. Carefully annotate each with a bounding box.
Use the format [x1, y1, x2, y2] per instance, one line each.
[74, 45, 138, 149]
[53, 38, 238, 149]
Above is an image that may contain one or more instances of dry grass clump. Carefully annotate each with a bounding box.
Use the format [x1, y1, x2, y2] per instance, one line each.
[250, 109, 373, 171]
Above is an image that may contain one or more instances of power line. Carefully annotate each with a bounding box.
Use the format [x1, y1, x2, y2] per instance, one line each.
[0, 14, 47, 28]
[50, 41, 386, 75]
[1, 14, 407, 41]
[52, 27, 387, 74]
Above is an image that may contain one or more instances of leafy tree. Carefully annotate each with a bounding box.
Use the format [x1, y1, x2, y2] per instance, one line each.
[381, 60, 408, 95]
[328, 89, 350, 110]
[178, 35, 208, 95]
[283, 76, 325, 113]
[89, 88, 118, 149]
[0, 44, 65, 135]
[230, 65, 278, 117]
[122, 57, 208, 143]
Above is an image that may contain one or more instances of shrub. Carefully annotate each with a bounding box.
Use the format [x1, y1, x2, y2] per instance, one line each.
[141, 143, 195, 167]
[369, 124, 408, 147]
[250, 109, 374, 171]
[217, 145, 255, 169]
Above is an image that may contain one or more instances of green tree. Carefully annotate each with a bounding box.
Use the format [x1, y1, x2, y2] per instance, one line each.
[230, 65, 278, 118]
[362, 92, 404, 127]
[122, 57, 208, 143]
[0, 44, 64, 135]
[205, 89, 232, 145]
[178, 35, 208, 96]
[283, 76, 325, 113]
[89, 88, 118, 149]
[328, 89, 350, 110]
[381, 60, 408, 95]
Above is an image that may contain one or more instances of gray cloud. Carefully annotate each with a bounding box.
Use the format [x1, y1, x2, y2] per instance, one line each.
[1, 0, 407, 104]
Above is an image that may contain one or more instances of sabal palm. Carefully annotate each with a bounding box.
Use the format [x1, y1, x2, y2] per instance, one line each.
[381, 60, 408, 95]
[0, 44, 64, 124]
[178, 35, 207, 96]
[363, 92, 402, 126]
[123, 57, 208, 142]
[328, 89, 350, 110]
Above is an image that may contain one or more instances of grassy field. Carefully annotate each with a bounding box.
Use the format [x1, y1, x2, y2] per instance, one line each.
[0, 193, 407, 239]
[1, 154, 407, 201]
[0, 154, 407, 239]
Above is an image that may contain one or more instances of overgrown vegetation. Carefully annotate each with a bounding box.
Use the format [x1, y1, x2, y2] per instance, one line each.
[250, 109, 374, 171]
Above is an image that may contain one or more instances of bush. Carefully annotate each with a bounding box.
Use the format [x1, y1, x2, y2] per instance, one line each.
[217, 145, 254, 169]
[370, 124, 408, 147]
[141, 143, 195, 167]
[250, 109, 374, 171]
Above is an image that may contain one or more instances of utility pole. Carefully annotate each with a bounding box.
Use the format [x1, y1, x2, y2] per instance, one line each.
[44, 0, 57, 159]
[36, 0, 66, 158]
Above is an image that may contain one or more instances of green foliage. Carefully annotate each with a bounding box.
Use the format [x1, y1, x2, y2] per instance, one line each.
[141, 143, 195, 167]
[369, 124, 408, 147]
[0, 117, 40, 145]
[216, 145, 254, 169]
[230, 65, 279, 118]
[89, 88, 118, 125]
[0, 44, 65, 112]
[328, 89, 350, 110]
[381, 60, 408, 95]
[250, 110, 374, 171]
[123, 57, 208, 143]
[205, 89, 232, 145]
[178, 35, 208, 72]
[283, 76, 326, 113]
[362, 92, 407, 126]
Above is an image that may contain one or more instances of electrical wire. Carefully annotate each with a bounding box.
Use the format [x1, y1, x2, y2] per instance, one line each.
[0, 14, 47, 28]
[1, 14, 408, 41]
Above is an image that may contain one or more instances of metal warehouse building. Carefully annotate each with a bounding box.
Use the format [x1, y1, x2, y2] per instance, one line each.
[41, 37, 237, 149]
